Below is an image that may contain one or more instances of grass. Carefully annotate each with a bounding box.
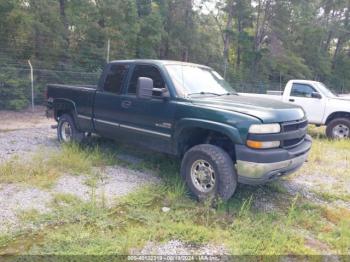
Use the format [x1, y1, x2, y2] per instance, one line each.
[288, 125, 350, 203]
[0, 143, 118, 188]
[0, 127, 349, 255]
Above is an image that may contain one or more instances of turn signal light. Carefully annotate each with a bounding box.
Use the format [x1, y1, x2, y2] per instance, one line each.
[247, 140, 280, 149]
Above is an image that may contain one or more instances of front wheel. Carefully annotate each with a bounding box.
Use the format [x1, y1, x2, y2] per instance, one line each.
[181, 144, 237, 201]
[57, 114, 85, 143]
[326, 118, 350, 139]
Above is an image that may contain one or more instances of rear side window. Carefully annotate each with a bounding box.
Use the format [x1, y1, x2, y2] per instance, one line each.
[291, 83, 317, 98]
[128, 65, 165, 94]
[104, 64, 129, 94]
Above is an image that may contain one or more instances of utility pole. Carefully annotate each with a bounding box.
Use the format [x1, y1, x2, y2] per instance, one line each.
[279, 71, 282, 91]
[106, 39, 110, 63]
[28, 60, 34, 112]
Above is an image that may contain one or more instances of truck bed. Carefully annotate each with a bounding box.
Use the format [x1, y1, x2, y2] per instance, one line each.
[47, 84, 97, 130]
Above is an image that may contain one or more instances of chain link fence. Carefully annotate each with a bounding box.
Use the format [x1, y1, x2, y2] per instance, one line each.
[0, 63, 100, 110]
[0, 55, 347, 110]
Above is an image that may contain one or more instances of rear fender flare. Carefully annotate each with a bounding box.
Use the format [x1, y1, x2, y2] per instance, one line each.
[52, 98, 80, 130]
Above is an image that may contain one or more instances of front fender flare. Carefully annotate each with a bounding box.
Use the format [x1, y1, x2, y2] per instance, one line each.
[173, 118, 243, 153]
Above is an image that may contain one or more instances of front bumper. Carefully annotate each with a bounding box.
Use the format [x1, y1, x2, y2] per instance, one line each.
[235, 135, 312, 185]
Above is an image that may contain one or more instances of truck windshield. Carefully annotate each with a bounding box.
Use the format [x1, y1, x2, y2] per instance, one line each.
[165, 64, 236, 97]
[316, 82, 338, 97]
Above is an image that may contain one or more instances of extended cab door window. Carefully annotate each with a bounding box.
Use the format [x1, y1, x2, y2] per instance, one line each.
[93, 64, 129, 139]
[291, 83, 318, 98]
[103, 64, 129, 94]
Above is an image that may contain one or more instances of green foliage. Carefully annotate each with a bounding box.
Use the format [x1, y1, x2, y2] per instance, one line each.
[0, 0, 350, 110]
[0, 67, 30, 110]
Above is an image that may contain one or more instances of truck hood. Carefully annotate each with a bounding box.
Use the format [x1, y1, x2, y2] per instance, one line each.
[327, 97, 350, 111]
[331, 95, 350, 101]
[190, 95, 305, 123]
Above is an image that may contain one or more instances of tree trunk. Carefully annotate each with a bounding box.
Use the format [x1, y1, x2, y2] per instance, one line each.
[58, 0, 69, 66]
[182, 0, 193, 62]
[332, 3, 349, 69]
[162, 1, 173, 59]
[59, 0, 68, 30]
[252, 0, 271, 75]
[236, 14, 242, 70]
[223, 1, 234, 78]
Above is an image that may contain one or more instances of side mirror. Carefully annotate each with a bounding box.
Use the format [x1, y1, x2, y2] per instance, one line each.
[311, 92, 322, 99]
[137, 77, 153, 99]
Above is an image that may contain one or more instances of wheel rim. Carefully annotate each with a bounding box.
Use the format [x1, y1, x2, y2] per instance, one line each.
[190, 159, 216, 193]
[332, 124, 349, 138]
[60, 121, 72, 142]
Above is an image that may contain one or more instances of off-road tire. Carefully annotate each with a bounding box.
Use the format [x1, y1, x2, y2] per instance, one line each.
[326, 118, 350, 139]
[57, 114, 85, 143]
[181, 144, 237, 201]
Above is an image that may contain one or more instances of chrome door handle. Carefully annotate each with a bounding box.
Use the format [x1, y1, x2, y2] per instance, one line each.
[121, 100, 132, 108]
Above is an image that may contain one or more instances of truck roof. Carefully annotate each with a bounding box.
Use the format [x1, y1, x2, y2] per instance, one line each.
[109, 59, 210, 68]
[287, 79, 321, 85]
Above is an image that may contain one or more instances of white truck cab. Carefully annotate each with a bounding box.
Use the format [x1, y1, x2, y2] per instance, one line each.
[240, 80, 350, 139]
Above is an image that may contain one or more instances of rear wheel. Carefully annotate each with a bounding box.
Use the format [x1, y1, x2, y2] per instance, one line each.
[57, 114, 85, 143]
[326, 118, 350, 139]
[181, 144, 237, 201]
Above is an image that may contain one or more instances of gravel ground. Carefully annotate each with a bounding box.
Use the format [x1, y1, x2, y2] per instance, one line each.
[0, 107, 160, 235]
[130, 240, 229, 256]
[0, 166, 159, 234]
[0, 106, 58, 162]
[52, 166, 160, 207]
[0, 184, 52, 234]
[282, 178, 350, 209]
[94, 166, 160, 206]
[0, 127, 58, 162]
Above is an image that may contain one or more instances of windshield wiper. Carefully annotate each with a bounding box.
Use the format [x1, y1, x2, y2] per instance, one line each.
[188, 91, 223, 96]
[225, 91, 237, 95]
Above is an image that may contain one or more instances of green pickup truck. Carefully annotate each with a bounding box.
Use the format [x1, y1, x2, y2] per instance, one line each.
[46, 60, 312, 201]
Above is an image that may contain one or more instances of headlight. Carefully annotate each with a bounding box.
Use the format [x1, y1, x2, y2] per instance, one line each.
[248, 123, 281, 134]
[247, 140, 280, 149]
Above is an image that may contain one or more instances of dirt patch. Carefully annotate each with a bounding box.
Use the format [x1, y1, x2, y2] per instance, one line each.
[304, 236, 332, 254]
[0, 106, 53, 132]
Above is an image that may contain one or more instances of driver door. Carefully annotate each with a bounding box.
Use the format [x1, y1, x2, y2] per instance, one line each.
[289, 83, 326, 124]
[116, 64, 176, 153]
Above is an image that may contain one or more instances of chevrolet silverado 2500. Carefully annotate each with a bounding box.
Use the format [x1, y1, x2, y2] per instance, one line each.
[46, 60, 312, 200]
[241, 80, 350, 139]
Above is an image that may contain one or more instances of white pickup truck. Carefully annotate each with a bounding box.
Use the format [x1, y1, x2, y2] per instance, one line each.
[240, 80, 350, 139]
